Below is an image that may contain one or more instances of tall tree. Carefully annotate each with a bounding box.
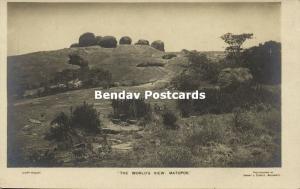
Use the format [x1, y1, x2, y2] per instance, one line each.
[221, 33, 253, 64]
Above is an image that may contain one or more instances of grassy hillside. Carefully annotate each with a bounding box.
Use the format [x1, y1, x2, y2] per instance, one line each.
[7, 45, 225, 91]
[8, 45, 166, 88]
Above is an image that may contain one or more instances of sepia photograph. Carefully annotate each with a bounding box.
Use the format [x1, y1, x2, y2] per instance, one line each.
[6, 2, 282, 168]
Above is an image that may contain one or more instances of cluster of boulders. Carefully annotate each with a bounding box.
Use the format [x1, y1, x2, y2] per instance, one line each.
[70, 32, 165, 51]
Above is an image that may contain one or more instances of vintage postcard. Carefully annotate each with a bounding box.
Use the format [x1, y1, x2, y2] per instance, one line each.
[0, 0, 300, 188]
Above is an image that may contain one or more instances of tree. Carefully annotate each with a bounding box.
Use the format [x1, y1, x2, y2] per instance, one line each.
[242, 41, 281, 84]
[221, 33, 253, 64]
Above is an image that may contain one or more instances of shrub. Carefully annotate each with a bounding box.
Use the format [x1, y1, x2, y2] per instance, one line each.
[111, 98, 151, 120]
[186, 51, 220, 82]
[99, 36, 117, 48]
[86, 68, 112, 88]
[71, 102, 101, 132]
[119, 36, 132, 45]
[158, 146, 194, 167]
[45, 112, 71, 141]
[162, 111, 178, 129]
[172, 51, 219, 92]
[242, 41, 281, 84]
[79, 32, 97, 47]
[172, 72, 200, 91]
[177, 99, 194, 117]
[68, 53, 89, 68]
[151, 40, 165, 51]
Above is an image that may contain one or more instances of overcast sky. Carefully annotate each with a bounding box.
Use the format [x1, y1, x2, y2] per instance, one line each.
[8, 3, 280, 56]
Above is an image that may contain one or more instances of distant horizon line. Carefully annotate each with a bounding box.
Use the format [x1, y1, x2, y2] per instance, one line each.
[8, 39, 281, 57]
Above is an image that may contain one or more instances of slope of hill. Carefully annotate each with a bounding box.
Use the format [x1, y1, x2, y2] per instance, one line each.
[7, 45, 225, 95]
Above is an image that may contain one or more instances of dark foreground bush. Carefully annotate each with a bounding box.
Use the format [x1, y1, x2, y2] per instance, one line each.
[111, 98, 151, 120]
[46, 102, 101, 141]
[242, 41, 281, 84]
[45, 112, 71, 141]
[162, 111, 178, 129]
[71, 102, 101, 132]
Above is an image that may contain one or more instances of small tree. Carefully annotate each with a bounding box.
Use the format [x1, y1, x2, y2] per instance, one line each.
[221, 33, 253, 64]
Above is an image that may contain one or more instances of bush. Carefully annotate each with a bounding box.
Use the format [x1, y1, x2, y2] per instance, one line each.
[158, 146, 194, 167]
[119, 36, 132, 45]
[79, 32, 97, 47]
[172, 51, 219, 92]
[172, 72, 200, 91]
[186, 51, 220, 82]
[162, 111, 178, 129]
[177, 99, 194, 117]
[45, 112, 71, 141]
[99, 36, 117, 48]
[85, 68, 112, 88]
[111, 98, 151, 120]
[71, 102, 101, 132]
[68, 53, 89, 68]
[242, 41, 281, 84]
